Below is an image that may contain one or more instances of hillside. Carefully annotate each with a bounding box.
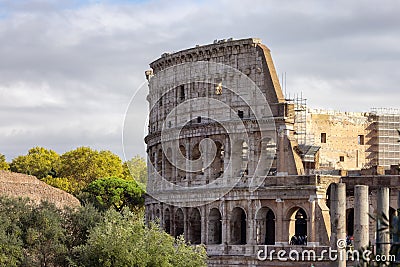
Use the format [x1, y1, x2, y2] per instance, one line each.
[0, 170, 80, 208]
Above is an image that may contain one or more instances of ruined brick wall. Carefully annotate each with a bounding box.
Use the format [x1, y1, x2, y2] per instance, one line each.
[306, 109, 372, 170]
[0, 170, 80, 209]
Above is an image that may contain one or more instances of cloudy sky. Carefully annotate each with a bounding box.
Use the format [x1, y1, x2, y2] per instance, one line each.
[0, 0, 399, 161]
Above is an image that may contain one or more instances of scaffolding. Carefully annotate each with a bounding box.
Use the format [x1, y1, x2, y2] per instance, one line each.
[370, 108, 400, 169]
[288, 93, 308, 145]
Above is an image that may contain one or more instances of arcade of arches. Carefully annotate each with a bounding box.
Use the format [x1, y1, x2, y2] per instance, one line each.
[146, 200, 319, 246]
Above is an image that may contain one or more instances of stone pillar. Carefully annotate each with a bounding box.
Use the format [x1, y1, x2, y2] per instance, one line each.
[185, 142, 190, 187]
[308, 196, 316, 244]
[275, 200, 284, 244]
[330, 183, 346, 267]
[248, 200, 255, 245]
[221, 200, 229, 245]
[377, 187, 390, 257]
[183, 208, 188, 241]
[201, 206, 207, 244]
[354, 185, 369, 251]
[277, 127, 286, 175]
[223, 135, 230, 186]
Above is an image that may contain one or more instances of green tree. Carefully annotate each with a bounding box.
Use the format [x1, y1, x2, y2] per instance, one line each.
[71, 209, 207, 267]
[123, 155, 147, 185]
[0, 154, 9, 170]
[58, 147, 123, 192]
[21, 202, 67, 267]
[41, 176, 78, 194]
[80, 177, 145, 212]
[0, 197, 26, 267]
[10, 147, 60, 179]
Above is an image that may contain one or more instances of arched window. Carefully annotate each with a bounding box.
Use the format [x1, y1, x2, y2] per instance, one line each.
[208, 208, 222, 244]
[157, 149, 163, 175]
[164, 208, 171, 234]
[165, 148, 173, 182]
[232, 140, 249, 177]
[188, 208, 201, 244]
[175, 208, 184, 238]
[210, 141, 224, 180]
[256, 207, 275, 245]
[346, 208, 354, 238]
[241, 142, 249, 176]
[177, 145, 186, 182]
[288, 207, 308, 245]
[231, 207, 247, 245]
[259, 138, 277, 176]
[191, 143, 203, 180]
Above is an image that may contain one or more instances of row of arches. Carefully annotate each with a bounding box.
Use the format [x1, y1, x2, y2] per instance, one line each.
[149, 137, 277, 184]
[149, 206, 308, 246]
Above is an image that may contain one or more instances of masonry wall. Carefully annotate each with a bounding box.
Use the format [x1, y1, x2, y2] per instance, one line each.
[306, 109, 372, 170]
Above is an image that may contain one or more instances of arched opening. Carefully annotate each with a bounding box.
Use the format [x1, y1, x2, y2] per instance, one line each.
[208, 208, 222, 244]
[288, 207, 308, 245]
[241, 141, 249, 176]
[230, 207, 247, 245]
[177, 145, 186, 182]
[157, 149, 163, 175]
[164, 208, 171, 234]
[232, 140, 249, 177]
[188, 208, 201, 244]
[390, 207, 396, 241]
[155, 209, 160, 221]
[210, 141, 224, 180]
[165, 148, 173, 182]
[256, 207, 275, 245]
[175, 208, 184, 238]
[259, 138, 277, 176]
[346, 208, 354, 239]
[191, 143, 203, 181]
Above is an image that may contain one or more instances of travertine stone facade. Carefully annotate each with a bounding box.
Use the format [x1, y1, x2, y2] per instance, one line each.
[144, 38, 400, 266]
[144, 38, 334, 266]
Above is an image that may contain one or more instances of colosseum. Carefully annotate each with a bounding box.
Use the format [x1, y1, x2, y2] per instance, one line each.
[144, 38, 400, 266]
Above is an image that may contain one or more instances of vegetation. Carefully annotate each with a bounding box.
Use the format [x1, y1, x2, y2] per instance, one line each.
[2, 146, 147, 195]
[0, 154, 9, 170]
[57, 147, 124, 192]
[0, 196, 207, 267]
[10, 147, 59, 179]
[79, 177, 145, 212]
[123, 155, 147, 185]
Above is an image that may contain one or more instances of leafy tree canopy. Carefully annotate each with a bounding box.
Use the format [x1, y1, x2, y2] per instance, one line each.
[9, 147, 59, 179]
[122, 155, 147, 185]
[0, 154, 9, 170]
[58, 147, 123, 192]
[71, 208, 207, 267]
[0, 197, 207, 267]
[80, 177, 145, 212]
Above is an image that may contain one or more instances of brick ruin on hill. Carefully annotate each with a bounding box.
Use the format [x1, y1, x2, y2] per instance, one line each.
[0, 170, 80, 209]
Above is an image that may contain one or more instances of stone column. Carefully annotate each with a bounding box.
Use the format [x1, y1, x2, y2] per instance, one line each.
[223, 135, 230, 186]
[183, 208, 188, 241]
[221, 200, 229, 245]
[201, 206, 207, 244]
[277, 127, 286, 175]
[185, 142, 190, 187]
[275, 200, 284, 244]
[330, 183, 346, 267]
[377, 187, 390, 257]
[354, 185, 369, 251]
[308, 196, 316, 244]
[248, 200, 255, 245]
